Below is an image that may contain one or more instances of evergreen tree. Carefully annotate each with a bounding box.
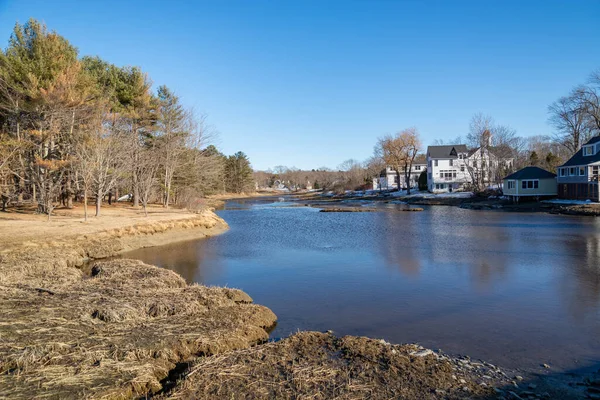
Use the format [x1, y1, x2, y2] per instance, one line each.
[225, 151, 254, 193]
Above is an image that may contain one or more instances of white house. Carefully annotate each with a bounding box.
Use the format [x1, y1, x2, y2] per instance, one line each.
[466, 146, 514, 188]
[372, 163, 427, 191]
[426, 143, 514, 193]
[426, 145, 470, 193]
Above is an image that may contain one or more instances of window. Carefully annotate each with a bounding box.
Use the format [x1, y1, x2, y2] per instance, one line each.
[579, 167, 586, 176]
[507, 181, 515, 189]
[560, 168, 565, 177]
[584, 146, 594, 156]
[449, 159, 453, 166]
[434, 160, 438, 167]
[570, 167, 576, 176]
[439, 170, 454, 180]
[460, 165, 465, 172]
[415, 165, 420, 171]
[394, 176, 398, 183]
[521, 180, 539, 189]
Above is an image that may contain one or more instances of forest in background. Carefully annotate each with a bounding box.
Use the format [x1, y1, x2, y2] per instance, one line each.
[0, 19, 255, 218]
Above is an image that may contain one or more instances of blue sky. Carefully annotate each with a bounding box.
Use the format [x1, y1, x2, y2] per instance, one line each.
[1, 0, 599, 170]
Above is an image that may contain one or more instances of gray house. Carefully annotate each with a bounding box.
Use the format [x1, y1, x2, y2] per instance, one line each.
[556, 136, 600, 201]
[503, 167, 557, 201]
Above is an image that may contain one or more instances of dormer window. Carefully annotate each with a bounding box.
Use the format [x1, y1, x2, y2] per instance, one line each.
[584, 146, 594, 156]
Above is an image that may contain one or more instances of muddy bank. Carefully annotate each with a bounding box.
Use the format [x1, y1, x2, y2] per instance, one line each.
[160, 331, 598, 400]
[294, 192, 600, 217]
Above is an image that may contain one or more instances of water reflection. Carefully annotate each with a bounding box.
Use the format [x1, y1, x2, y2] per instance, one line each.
[559, 233, 600, 322]
[377, 210, 422, 277]
[122, 201, 600, 372]
[127, 239, 223, 283]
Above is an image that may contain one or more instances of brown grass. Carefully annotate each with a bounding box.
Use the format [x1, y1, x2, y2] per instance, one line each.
[161, 331, 500, 400]
[0, 208, 227, 289]
[0, 259, 276, 399]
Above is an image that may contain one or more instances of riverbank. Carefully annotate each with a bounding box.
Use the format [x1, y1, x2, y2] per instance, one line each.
[205, 190, 284, 209]
[0, 204, 279, 399]
[290, 190, 600, 216]
[162, 331, 600, 400]
[2, 202, 598, 399]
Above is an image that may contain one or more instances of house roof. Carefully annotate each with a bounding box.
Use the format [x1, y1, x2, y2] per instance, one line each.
[503, 166, 556, 180]
[560, 136, 600, 167]
[427, 145, 468, 159]
[467, 144, 512, 158]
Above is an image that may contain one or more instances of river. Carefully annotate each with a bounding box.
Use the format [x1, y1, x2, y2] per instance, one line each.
[122, 197, 600, 373]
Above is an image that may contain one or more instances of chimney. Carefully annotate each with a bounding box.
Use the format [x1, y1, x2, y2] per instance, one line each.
[482, 129, 492, 148]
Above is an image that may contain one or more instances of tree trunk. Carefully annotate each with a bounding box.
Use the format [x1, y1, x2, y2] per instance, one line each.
[65, 173, 73, 208]
[132, 169, 139, 208]
[95, 191, 102, 217]
[165, 180, 171, 209]
[84, 187, 88, 222]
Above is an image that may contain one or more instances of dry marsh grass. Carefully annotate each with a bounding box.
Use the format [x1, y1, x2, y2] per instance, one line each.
[162, 331, 499, 400]
[0, 259, 276, 399]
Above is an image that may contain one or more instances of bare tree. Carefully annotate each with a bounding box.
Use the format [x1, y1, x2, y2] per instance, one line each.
[137, 146, 160, 217]
[549, 94, 592, 154]
[464, 114, 517, 190]
[377, 127, 422, 194]
[76, 119, 127, 219]
[337, 159, 366, 191]
[365, 156, 385, 191]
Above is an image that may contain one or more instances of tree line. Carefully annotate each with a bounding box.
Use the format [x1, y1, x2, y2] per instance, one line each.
[0, 19, 254, 218]
[257, 67, 600, 194]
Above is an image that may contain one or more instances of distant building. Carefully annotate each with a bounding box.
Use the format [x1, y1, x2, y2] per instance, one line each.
[426, 145, 470, 193]
[556, 136, 600, 202]
[372, 163, 427, 191]
[426, 142, 514, 193]
[502, 166, 557, 201]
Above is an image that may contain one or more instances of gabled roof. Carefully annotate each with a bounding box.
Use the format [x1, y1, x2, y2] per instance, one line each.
[560, 136, 600, 167]
[427, 145, 468, 159]
[467, 145, 513, 158]
[586, 136, 600, 145]
[503, 166, 556, 180]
